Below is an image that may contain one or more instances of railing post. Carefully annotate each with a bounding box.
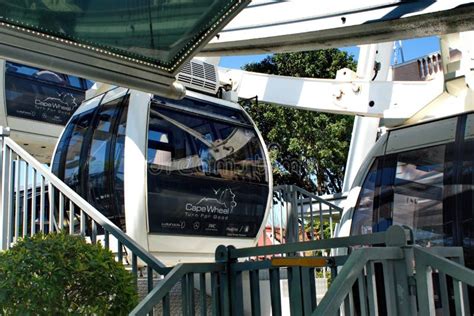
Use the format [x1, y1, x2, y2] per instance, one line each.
[283, 185, 290, 244]
[286, 185, 299, 244]
[215, 245, 234, 315]
[385, 225, 416, 315]
[0, 126, 10, 250]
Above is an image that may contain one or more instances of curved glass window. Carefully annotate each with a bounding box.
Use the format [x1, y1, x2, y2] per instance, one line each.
[53, 94, 129, 228]
[86, 97, 126, 222]
[351, 144, 454, 248]
[5, 61, 87, 124]
[63, 109, 95, 192]
[147, 99, 269, 237]
[461, 138, 474, 316]
[391, 145, 451, 247]
[51, 116, 77, 177]
[154, 95, 248, 124]
[112, 101, 129, 228]
[351, 159, 379, 235]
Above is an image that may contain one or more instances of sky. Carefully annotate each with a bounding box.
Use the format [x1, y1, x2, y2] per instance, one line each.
[219, 36, 441, 70]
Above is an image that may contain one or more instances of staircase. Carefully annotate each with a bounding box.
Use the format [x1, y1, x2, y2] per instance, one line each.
[0, 129, 171, 313]
[130, 225, 474, 315]
[1, 131, 473, 315]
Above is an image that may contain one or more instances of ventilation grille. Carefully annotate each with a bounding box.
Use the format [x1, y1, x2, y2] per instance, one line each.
[176, 59, 219, 94]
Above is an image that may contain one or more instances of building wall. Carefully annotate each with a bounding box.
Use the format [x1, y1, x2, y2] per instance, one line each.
[392, 49, 461, 81]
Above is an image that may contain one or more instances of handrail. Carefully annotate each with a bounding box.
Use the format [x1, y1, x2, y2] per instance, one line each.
[230, 225, 411, 259]
[414, 247, 473, 315]
[273, 185, 343, 212]
[270, 184, 344, 245]
[314, 247, 404, 316]
[414, 247, 474, 286]
[292, 186, 344, 212]
[130, 227, 411, 315]
[2, 137, 168, 273]
[3, 133, 472, 316]
[114, 223, 474, 315]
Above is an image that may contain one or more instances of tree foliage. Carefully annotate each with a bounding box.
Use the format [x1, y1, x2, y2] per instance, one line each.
[0, 233, 138, 315]
[243, 49, 356, 194]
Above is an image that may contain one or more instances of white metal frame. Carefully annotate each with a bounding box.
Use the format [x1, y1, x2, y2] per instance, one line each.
[218, 60, 443, 122]
[203, 0, 474, 56]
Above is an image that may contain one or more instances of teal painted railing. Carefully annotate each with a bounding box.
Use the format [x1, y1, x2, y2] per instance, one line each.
[132, 225, 474, 316]
[131, 226, 401, 315]
[270, 185, 343, 245]
[414, 247, 473, 315]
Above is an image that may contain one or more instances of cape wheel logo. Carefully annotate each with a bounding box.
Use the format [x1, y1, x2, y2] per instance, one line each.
[34, 92, 79, 112]
[185, 188, 237, 215]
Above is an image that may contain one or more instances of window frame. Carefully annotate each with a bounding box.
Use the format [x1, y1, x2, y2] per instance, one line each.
[145, 98, 270, 237]
[81, 95, 129, 223]
[54, 93, 129, 227]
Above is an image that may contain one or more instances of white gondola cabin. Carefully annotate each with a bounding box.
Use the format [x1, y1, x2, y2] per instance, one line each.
[52, 85, 272, 265]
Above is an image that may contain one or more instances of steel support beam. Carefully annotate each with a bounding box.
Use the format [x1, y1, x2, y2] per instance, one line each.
[342, 43, 392, 192]
[202, 1, 474, 56]
[219, 67, 442, 118]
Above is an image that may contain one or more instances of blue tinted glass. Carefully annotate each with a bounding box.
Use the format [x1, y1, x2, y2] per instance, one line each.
[5, 62, 90, 124]
[112, 98, 129, 229]
[391, 145, 449, 247]
[351, 159, 379, 236]
[5, 70, 85, 124]
[147, 103, 269, 237]
[5, 62, 38, 76]
[85, 80, 94, 89]
[52, 116, 77, 177]
[87, 97, 123, 219]
[7, 62, 66, 84]
[153, 95, 249, 125]
[67, 76, 82, 89]
[55, 94, 128, 229]
[462, 140, 474, 268]
[63, 109, 95, 191]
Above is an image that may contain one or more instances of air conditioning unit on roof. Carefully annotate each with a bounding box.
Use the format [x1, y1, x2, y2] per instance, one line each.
[176, 59, 219, 95]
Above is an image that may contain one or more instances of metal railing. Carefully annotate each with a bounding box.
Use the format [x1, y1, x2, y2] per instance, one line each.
[132, 262, 226, 315]
[0, 130, 170, 312]
[131, 225, 410, 315]
[414, 247, 473, 315]
[132, 225, 474, 316]
[1, 130, 473, 316]
[269, 185, 343, 245]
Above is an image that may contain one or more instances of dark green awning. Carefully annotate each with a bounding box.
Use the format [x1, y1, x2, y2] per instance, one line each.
[0, 0, 249, 98]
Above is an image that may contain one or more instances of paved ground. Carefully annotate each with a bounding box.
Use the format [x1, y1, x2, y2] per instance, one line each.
[137, 275, 212, 315]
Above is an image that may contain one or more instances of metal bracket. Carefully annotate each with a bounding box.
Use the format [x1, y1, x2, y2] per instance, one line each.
[0, 126, 10, 137]
[408, 276, 417, 296]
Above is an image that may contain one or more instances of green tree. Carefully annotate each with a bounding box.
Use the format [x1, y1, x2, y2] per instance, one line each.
[243, 49, 356, 194]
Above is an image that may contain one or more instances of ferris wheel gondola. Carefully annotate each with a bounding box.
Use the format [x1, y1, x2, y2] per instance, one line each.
[52, 84, 272, 265]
